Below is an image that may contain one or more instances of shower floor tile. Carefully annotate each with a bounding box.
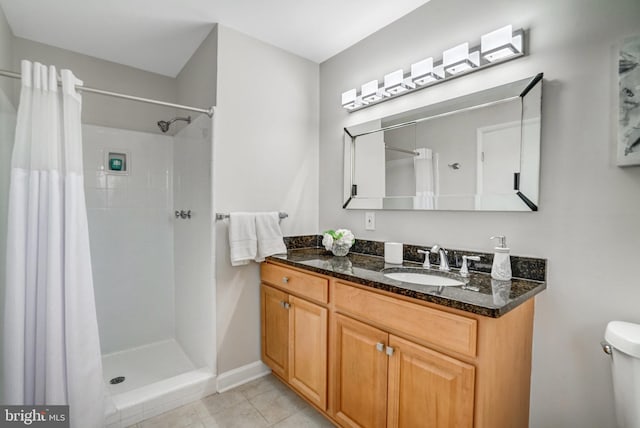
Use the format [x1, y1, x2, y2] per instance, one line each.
[103, 339, 196, 394]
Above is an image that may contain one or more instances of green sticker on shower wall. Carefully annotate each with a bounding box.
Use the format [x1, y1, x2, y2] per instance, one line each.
[109, 158, 123, 171]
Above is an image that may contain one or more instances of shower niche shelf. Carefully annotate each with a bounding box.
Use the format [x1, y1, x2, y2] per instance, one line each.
[105, 151, 130, 175]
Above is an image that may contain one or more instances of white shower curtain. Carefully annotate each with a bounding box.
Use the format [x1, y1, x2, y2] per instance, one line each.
[3, 61, 104, 427]
[413, 147, 435, 209]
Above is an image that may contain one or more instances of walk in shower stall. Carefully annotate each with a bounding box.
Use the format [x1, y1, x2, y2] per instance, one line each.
[85, 113, 216, 427]
[0, 67, 217, 426]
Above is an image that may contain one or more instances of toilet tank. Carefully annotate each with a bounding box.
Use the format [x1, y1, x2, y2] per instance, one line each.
[605, 321, 640, 428]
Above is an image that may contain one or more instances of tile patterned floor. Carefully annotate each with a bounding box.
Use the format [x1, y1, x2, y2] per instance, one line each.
[128, 375, 335, 428]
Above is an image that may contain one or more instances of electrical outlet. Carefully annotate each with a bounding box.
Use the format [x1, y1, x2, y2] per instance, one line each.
[365, 212, 375, 231]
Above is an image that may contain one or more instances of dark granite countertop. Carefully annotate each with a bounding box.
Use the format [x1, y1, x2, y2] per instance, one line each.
[267, 248, 546, 318]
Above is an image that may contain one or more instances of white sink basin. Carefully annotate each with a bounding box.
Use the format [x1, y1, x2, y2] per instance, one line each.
[384, 271, 465, 287]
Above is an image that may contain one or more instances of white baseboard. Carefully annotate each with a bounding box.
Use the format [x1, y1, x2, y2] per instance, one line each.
[216, 361, 271, 393]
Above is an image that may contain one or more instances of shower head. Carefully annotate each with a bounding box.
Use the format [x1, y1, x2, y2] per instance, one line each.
[157, 120, 171, 133]
[157, 116, 191, 133]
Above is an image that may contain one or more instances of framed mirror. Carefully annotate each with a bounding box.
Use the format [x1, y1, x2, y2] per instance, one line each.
[343, 73, 542, 211]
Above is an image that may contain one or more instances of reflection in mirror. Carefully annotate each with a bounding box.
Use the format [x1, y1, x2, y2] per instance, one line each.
[343, 74, 543, 212]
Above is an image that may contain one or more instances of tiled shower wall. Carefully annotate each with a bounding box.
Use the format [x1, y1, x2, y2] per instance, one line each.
[83, 124, 175, 354]
[173, 114, 215, 370]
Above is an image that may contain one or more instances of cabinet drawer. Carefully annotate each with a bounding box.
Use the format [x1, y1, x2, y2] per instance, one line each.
[333, 281, 477, 357]
[261, 263, 329, 304]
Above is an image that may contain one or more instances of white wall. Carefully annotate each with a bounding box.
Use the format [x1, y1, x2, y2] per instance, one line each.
[215, 25, 319, 373]
[177, 26, 217, 113]
[0, 5, 14, 404]
[13, 37, 179, 135]
[173, 113, 215, 370]
[83, 124, 175, 354]
[385, 158, 414, 197]
[355, 130, 386, 198]
[173, 27, 218, 371]
[319, 0, 640, 426]
[0, 4, 14, 105]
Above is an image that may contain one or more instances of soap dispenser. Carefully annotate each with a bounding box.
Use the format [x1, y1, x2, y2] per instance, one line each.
[490, 236, 512, 281]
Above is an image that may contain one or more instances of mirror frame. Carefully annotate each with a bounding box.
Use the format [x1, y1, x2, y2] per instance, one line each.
[343, 73, 543, 212]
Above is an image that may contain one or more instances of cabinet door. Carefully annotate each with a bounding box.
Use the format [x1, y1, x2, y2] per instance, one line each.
[288, 296, 328, 410]
[261, 284, 289, 379]
[332, 314, 388, 428]
[387, 335, 475, 428]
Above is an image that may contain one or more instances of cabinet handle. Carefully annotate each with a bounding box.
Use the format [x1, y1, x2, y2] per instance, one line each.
[385, 346, 395, 356]
[376, 342, 385, 352]
[282, 277, 289, 283]
[283, 302, 291, 309]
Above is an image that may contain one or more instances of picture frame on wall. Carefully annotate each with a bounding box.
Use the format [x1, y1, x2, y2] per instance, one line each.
[617, 35, 640, 166]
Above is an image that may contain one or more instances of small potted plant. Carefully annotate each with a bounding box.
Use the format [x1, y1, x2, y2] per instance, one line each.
[322, 229, 355, 257]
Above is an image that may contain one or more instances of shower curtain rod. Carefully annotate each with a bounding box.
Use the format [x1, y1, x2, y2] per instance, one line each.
[385, 144, 418, 156]
[0, 68, 214, 117]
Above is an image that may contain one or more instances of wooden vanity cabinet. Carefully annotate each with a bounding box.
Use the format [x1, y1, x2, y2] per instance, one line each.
[386, 334, 475, 428]
[260, 263, 329, 410]
[331, 314, 474, 428]
[261, 284, 289, 379]
[332, 314, 389, 428]
[288, 295, 327, 409]
[261, 261, 535, 428]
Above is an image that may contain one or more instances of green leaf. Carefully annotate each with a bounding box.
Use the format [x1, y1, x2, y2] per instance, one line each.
[323, 229, 337, 238]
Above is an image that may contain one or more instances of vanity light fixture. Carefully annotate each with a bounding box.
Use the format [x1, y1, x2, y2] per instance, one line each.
[443, 42, 480, 76]
[481, 25, 523, 62]
[410, 58, 444, 86]
[384, 69, 415, 95]
[341, 24, 526, 112]
[361, 79, 385, 102]
[341, 88, 366, 110]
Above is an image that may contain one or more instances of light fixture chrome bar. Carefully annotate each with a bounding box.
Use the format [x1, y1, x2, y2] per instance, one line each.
[351, 95, 520, 138]
[385, 145, 418, 156]
[0, 68, 214, 117]
[343, 27, 526, 113]
[215, 212, 288, 221]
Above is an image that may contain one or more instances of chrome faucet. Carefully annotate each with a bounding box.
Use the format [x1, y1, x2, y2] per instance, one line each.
[430, 245, 450, 271]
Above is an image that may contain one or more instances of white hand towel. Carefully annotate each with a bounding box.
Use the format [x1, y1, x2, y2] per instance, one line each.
[229, 212, 257, 266]
[255, 212, 287, 262]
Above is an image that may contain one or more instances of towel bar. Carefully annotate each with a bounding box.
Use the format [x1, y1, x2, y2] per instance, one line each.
[215, 212, 288, 221]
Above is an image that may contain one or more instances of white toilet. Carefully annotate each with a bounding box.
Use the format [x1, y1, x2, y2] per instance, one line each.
[604, 321, 640, 428]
